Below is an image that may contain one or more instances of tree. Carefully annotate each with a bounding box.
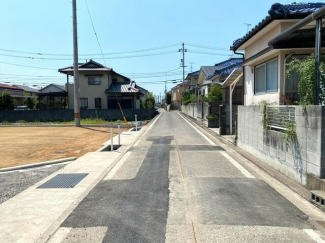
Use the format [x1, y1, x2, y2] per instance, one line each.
[166, 92, 172, 105]
[144, 94, 155, 109]
[0, 91, 16, 110]
[182, 91, 195, 105]
[25, 97, 35, 109]
[208, 84, 223, 101]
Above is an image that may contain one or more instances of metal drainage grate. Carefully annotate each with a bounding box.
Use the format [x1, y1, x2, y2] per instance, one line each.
[37, 173, 88, 189]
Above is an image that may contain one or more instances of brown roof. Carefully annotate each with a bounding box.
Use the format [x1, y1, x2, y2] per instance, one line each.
[0, 83, 23, 90]
[59, 59, 111, 73]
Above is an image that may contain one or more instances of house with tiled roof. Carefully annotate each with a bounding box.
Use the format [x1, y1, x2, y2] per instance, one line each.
[0, 83, 25, 106]
[13, 85, 40, 98]
[185, 70, 199, 92]
[171, 82, 188, 109]
[232, 3, 325, 189]
[231, 2, 325, 105]
[59, 59, 146, 110]
[196, 58, 243, 102]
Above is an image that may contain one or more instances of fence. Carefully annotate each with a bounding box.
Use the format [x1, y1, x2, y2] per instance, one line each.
[0, 109, 158, 122]
[237, 105, 325, 188]
[266, 106, 296, 131]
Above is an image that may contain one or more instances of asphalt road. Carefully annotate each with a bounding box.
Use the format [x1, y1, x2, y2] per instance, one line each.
[55, 111, 321, 243]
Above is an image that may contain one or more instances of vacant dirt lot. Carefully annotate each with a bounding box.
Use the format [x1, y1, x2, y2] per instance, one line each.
[0, 126, 127, 168]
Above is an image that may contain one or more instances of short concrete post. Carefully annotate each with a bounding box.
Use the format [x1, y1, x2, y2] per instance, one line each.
[135, 114, 138, 131]
[110, 122, 113, 151]
[118, 121, 121, 146]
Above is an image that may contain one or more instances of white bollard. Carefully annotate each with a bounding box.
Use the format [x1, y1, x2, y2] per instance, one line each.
[118, 122, 121, 146]
[110, 122, 113, 151]
[135, 114, 137, 131]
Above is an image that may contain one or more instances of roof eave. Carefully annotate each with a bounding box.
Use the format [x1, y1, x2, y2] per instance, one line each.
[231, 14, 312, 51]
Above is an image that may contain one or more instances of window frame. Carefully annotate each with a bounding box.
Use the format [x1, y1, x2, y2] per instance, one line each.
[254, 57, 278, 94]
[80, 98, 88, 109]
[88, 76, 101, 85]
[95, 98, 102, 109]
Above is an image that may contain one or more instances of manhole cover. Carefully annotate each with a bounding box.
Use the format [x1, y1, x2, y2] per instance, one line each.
[37, 173, 88, 189]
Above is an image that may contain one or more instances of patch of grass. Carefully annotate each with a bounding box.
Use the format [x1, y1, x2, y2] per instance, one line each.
[0, 118, 130, 125]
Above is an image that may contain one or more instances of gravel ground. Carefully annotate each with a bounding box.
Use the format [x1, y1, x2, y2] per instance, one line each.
[0, 163, 67, 204]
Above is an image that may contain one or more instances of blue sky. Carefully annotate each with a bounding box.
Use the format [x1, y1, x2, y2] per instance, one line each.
[0, 0, 295, 97]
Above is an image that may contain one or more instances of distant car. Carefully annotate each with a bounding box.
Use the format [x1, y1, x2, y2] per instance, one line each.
[14, 106, 29, 110]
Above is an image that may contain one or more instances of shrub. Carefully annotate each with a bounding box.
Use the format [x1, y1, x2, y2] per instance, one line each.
[208, 84, 223, 101]
[182, 91, 195, 105]
[0, 91, 16, 110]
[206, 113, 219, 120]
[144, 94, 155, 109]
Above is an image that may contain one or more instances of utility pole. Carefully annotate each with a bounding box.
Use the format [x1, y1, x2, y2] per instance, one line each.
[179, 43, 187, 105]
[72, 0, 80, 127]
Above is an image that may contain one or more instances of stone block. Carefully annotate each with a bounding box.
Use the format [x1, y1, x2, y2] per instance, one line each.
[263, 144, 270, 155]
[307, 151, 321, 166]
[307, 140, 321, 154]
[307, 162, 321, 177]
[296, 127, 307, 139]
[286, 153, 295, 166]
[296, 136, 307, 150]
[308, 117, 322, 130]
[295, 116, 307, 128]
[270, 147, 277, 158]
[305, 106, 322, 118]
[307, 128, 321, 143]
[277, 150, 286, 161]
[258, 141, 264, 151]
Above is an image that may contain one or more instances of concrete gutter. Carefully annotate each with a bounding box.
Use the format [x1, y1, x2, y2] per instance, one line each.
[178, 112, 313, 202]
[0, 157, 76, 173]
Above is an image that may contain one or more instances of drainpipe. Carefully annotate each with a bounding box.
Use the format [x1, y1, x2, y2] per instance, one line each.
[316, 17, 322, 105]
[283, 52, 295, 103]
[233, 50, 245, 105]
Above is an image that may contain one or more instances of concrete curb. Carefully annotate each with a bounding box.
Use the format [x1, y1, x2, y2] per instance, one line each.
[0, 124, 131, 128]
[0, 157, 76, 173]
[38, 117, 153, 243]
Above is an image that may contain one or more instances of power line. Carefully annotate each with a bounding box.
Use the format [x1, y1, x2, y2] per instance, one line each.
[0, 43, 181, 57]
[0, 50, 178, 60]
[0, 61, 57, 70]
[84, 0, 106, 66]
[0, 74, 63, 77]
[185, 43, 230, 51]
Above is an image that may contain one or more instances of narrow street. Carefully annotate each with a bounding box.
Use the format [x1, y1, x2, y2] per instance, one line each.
[51, 111, 322, 242]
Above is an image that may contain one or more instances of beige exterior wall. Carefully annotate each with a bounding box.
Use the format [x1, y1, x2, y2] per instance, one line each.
[172, 84, 188, 107]
[243, 21, 317, 106]
[67, 71, 116, 109]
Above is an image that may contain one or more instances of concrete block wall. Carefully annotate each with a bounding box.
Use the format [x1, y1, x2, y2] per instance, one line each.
[182, 103, 209, 126]
[237, 105, 325, 187]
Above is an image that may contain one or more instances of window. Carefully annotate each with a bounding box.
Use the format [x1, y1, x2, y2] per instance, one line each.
[255, 58, 278, 93]
[80, 98, 88, 108]
[108, 98, 133, 109]
[88, 77, 101, 85]
[95, 98, 101, 109]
